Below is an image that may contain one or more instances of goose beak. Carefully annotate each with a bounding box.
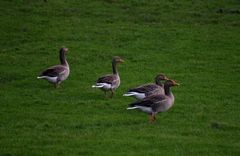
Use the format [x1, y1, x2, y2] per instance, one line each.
[119, 59, 124, 63]
[63, 48, 69, 53]
[174, 82, 180, 86]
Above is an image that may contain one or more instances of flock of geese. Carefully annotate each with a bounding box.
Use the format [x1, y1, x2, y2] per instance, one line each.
[37, 47, 179, 123]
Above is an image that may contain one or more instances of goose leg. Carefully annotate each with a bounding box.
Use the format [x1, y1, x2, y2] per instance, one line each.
[54, 80, 61, 88]
[110, 89, 114, 98]
[149, 114, 154, 123]
[54, 83, 59, 88]
[104, 90, 107, 98]
[153, 115, 156, 122]
[149, 113, 156, 123]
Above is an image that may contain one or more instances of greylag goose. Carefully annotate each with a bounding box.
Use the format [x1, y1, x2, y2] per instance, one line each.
[127, 79, 179, 123]
[123, 74, 169, 100]
[37, 47, 70, 88]
[92, 56, 124, 98]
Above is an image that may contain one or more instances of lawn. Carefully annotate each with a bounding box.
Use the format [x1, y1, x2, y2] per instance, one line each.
[0, 0, 240, 155]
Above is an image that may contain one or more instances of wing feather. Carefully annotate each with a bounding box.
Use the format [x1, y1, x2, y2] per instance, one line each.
[128, 84, 159, 93]
[97, 74, 117, 85]
[129, 94, 167, 108]
[39, 65, 67, 77]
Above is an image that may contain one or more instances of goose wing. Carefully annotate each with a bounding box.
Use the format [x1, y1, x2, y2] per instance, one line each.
[128, 83, 159, 93]
[40, 65, 67, 77]
[129, 94, 167, 108]
[97, 74, 118, 85]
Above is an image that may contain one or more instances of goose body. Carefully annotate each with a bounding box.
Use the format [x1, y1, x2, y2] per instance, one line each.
[127, 80, 179, 122]
[93, 74, 120, 90]
[92, 56, 124, 98]
[37, 48, 70, 87]
[123, 74, 168, 100]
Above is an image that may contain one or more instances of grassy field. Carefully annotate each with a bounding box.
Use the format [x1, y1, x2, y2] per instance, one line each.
[1, 0, 240, 155]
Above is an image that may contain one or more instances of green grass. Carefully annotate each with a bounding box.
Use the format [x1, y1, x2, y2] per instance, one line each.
[1, 0, 240, 155]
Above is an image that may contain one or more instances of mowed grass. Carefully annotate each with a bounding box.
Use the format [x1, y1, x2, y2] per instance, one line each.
[1, 0, 240, 155]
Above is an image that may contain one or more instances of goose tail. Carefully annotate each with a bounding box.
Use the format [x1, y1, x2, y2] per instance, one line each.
[123, 92, 137, 97]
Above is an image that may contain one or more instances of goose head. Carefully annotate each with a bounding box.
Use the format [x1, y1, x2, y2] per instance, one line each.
[155, 73, 169, 85]
[164, 79, 180, 87]
[60, 47, 68, 53]
[112, 56, 124, 64]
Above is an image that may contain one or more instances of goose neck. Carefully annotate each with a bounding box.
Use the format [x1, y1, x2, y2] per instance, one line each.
[60, 50, 68, 66]
[155, 80, 163, 87]
[164, 85, 171, 96]
[112, 61, 118, 75]
[164, 85, 174, 102]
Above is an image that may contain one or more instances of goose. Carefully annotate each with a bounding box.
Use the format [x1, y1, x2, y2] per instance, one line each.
[92, 56, 124, 98]
[127, 79, 179, 123]
[37, 47, 70, 88]
[123, 74, 169, 100]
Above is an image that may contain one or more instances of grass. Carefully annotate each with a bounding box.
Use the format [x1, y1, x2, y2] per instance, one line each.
[1, 0, 240, 155]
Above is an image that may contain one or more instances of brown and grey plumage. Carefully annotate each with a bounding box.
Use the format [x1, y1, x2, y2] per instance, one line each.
[123, 74, 169, 100]
[92, 56, 124, 98]
[127, 79, 179, 123]
[37, 47, 70, 88]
